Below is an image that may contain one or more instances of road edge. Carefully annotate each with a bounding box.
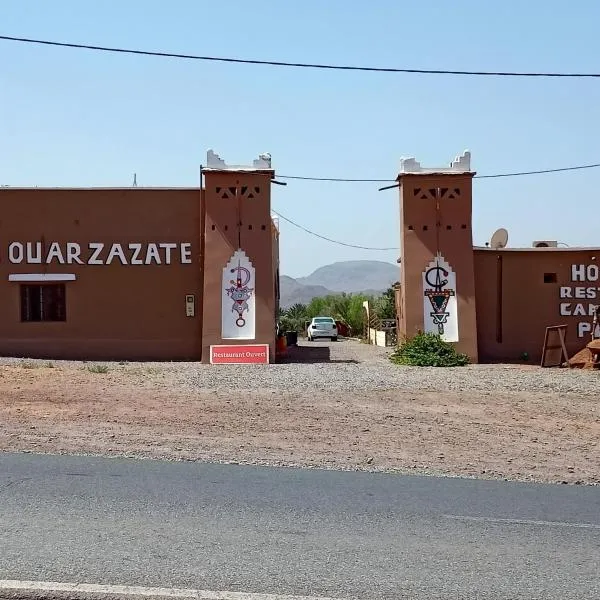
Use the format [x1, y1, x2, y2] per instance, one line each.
[0, 581, 340, 600]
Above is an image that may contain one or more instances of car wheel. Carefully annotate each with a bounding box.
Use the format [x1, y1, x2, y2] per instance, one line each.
[331, 337, 338, 342]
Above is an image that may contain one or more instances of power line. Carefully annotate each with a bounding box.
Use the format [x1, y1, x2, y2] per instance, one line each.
[475, 162, 600, 179]
[279, 175, 394, 182]
[273, 161, 600, 249]
[2, 34, 600, 78]
[272, 210, 398, 251]
[278, 162, 600, 183]
[3, 33, 599, 250]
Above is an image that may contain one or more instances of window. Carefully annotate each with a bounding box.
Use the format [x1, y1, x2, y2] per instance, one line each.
[543, 273, 557, 284]
[20, 284, 66, 322]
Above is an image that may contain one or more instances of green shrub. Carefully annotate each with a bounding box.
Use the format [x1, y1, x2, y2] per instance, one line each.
[391, 332, 469, 367]
[87, 364, 109, 374]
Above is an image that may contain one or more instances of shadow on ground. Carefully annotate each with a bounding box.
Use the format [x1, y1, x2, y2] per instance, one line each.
[278, 341, 359, 364]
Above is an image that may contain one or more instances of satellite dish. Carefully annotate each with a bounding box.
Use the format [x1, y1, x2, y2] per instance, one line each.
[490, 228, 509, 250]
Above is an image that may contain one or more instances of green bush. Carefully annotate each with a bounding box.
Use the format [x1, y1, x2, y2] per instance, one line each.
[391, 332, 469, 367]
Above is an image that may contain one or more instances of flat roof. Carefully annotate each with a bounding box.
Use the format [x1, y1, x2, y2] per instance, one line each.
[0, 187, 201, 190]
[474, 245, 600, 252]
[202, 168, 274, 174]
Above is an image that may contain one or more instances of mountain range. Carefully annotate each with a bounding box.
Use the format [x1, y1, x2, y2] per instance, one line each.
[280, 260, 399, 308]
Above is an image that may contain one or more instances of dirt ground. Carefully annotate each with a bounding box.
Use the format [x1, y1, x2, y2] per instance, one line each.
[1, 341, 599, 485]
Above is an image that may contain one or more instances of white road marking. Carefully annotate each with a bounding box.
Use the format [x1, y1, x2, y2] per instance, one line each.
[444, 514, 600, 530]
[0, 581, 342, 600]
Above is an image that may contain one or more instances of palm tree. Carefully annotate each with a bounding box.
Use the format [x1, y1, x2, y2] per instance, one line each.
[284, 303, 308, 332]
[286, 303, 307, 319]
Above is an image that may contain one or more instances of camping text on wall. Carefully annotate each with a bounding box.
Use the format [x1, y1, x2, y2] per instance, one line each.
[559, 263, 600, 338]
[222, 249, 256, 340]
[6, 241, 193, 265]
[422, 253, 459, 342]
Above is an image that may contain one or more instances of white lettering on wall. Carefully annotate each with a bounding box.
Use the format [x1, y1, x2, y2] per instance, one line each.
[145, 243, 161, 265]
[66, 243, 83, 265]
[578, 322, 600, 338]
[159, 243, 177, 265]
[572, 264, 586, 281]
[562, 264, 600, 337]
[562, 287, 598, 302]
[180, 243, 192, 264]
[8, 242, 24, 264]
[46, 242, 65, 264]
[129, 243, 143, 265]
[26, 242, 42, 264]
[106, 243, 127, 265]
[559, 301, 598, 317]
[88, 243, 105, 265]
[571, 264, 599, 282]
[6, 242, 194, 266]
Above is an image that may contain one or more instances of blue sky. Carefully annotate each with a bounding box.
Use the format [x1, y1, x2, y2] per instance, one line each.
[1, 0, 599, 277]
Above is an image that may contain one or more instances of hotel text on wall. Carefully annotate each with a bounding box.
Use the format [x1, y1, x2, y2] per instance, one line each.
[559, 263, 600, 338]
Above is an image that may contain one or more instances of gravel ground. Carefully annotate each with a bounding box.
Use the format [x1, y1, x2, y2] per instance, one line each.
[3, 338, 596, 394]
[1, 338, 599, 484]
[176, 345, 600, 394]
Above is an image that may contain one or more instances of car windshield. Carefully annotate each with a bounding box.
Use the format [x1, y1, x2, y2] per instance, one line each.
[314, 318, 334, 323]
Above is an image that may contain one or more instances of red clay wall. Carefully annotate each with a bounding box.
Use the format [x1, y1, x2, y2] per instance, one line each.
[201, 171, 276, 362]
[0, 188, 202, 360]
[474, 248, 600, 362]
[398, 174, 478, 361]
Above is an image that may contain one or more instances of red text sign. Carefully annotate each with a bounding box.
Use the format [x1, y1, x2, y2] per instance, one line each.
[210, 344, 270, 364]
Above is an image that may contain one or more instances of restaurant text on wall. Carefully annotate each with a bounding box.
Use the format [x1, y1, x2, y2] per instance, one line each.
[6, 242, 193, 266]
[559, 263, 600, 338]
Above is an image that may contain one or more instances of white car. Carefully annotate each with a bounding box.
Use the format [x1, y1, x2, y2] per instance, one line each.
[307, 316, 338, 342]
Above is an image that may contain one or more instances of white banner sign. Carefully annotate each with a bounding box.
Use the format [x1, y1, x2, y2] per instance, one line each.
[222, 249, 256, 340]
[6, 242, 193, 266]
[422, 253, 459, 342]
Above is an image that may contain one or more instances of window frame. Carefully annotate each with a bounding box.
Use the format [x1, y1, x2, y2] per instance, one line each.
[20, 283, 67, 323]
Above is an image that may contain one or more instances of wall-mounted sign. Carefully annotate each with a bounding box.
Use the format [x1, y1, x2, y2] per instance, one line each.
[559, 264, 600, 338]
[6, 242, 193, 266]
[185, 294, 195, 317]
[210, 344, 269, 364]
[222, 249, 256, 340]
[422, 253, 459, 342]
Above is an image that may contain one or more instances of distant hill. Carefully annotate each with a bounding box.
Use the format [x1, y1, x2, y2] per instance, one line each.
[296, 260, 399, 293]
[279, 275, 333, 309]
[280, 260, 399, 309]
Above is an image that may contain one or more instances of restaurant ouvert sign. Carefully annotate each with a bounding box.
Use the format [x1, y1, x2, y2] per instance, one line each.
[6, 241, 193, 265]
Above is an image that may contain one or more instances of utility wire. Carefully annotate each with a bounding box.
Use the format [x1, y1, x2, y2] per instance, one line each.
[475, 162, 600, 179]
[273, 161, 600, 249]
[2, 34, 600, 78]
[272, 210, 398, 251]
[278, 162, 600, 183]
[3, 34, 599, 249]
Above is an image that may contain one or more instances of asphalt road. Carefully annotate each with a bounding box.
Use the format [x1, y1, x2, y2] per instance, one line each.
[1, 453, 599, 600]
